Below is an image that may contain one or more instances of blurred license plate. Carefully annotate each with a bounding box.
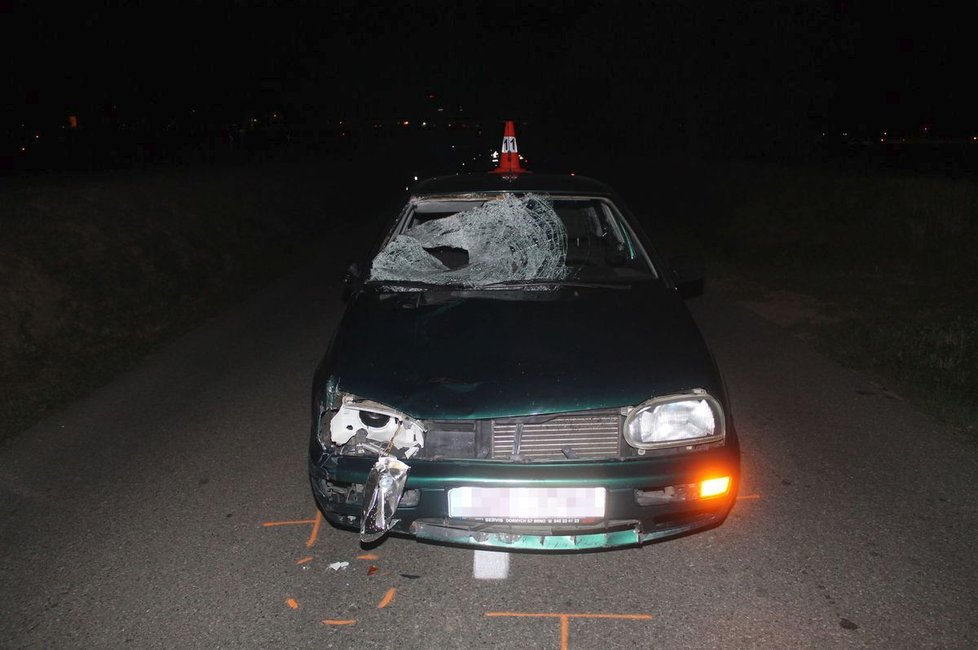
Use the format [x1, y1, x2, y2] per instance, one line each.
[448, 487, 606, 524]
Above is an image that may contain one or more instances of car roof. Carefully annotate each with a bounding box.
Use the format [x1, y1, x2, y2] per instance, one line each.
[412, 173, 615, 197]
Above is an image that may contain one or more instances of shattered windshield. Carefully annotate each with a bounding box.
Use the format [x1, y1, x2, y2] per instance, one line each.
[368, 193, 653, 289]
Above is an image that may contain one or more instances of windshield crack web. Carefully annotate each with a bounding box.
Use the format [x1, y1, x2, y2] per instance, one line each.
[369, 193, 568, 288]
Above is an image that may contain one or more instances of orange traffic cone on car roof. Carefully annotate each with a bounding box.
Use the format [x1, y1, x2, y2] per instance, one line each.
[491, 120, 527, 174]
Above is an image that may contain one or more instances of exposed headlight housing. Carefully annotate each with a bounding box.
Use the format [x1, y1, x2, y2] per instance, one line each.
[315, 387, 426, 458]
[623, 390, 725, 450]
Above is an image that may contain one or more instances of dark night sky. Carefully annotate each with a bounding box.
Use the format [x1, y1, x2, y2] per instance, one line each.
[5, 1, 978, 150]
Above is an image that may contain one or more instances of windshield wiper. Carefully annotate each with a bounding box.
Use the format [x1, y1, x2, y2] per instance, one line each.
[365, 279, 638, 291]
[478, 279, 633, 290]
[364, 280, 468, 290]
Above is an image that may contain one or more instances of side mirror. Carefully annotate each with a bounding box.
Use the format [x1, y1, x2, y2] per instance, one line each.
[342, 261, 363, 302]
[669, 255, 705, 299]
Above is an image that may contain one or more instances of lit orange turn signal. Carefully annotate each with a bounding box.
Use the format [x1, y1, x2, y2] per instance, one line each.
[699, 476, 732, 499]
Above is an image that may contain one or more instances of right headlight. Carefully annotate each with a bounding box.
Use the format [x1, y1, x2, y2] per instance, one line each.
[623, 391, 725, 450]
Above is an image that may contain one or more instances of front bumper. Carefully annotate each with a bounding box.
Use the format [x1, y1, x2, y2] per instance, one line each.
[309, 443, 739, 551]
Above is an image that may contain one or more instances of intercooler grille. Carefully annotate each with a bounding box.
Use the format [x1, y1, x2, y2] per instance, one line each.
[491, 411, 621, 461]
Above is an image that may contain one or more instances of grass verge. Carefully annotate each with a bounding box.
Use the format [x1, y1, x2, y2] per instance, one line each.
[679, 162, 978, 439]
[0, 159, 368, 443]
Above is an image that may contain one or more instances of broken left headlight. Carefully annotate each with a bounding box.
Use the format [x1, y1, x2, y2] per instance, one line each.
[317, 390, 425, 459]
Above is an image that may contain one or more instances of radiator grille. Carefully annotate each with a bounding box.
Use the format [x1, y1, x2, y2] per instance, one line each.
[491, 411, 621, 461]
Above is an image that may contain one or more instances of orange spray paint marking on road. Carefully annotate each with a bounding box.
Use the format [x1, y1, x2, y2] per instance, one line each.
[357, 553, 380, 560]
[262, 518, 317, 527]
[262, 512, 322, 550]
[286, 598, 299, 610]
[305, 511, 323, 548]
[486, 612, 653, 620]
[322, 619, 357, 626]
[296, 556, 313, 565]
[485, 612, 653, 650]
[377, 587, 396, 609]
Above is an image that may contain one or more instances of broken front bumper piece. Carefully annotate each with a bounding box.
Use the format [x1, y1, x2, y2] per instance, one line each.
[360, 456, 410, 543]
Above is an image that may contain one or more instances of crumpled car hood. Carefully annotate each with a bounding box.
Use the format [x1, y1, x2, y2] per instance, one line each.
[327, 283, 722, 420]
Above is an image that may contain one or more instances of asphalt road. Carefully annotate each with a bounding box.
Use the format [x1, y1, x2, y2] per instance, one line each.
[2, 242, 976, 648]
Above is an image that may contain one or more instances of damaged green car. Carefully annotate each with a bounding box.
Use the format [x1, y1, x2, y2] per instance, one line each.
[308, 172, 739, 551]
